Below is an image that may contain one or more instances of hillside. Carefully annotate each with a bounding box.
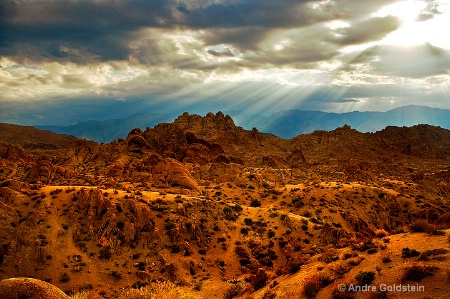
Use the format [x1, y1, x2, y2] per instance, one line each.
[0, 123, 77, 149]
[1, 113, 450, 299]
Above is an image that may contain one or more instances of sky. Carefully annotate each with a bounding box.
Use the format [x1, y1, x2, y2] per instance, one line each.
[1, 0, 450, 125]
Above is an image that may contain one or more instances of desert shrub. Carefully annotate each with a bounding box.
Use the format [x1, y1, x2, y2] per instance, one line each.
[402, 264, 438, 282]
[194, 281, 202, 291]
[355, 271, 375, 285]
[321, 248, 339, 263]
[224, 284, 244, 299]
[244, 218, 253, 226]
[234, 204, 243, 212]
[381, 254, 392, 263]
[429, 229, 446, 236]
[374, 229, 388, 238]
[303, 275, 322, 299]
[110, 270, 122, 280]
[292, 197, 303, 207]
[418, 248, 448, 261]
[352, 239, 376, 252]
[99, 247, 112, 260]
[303, 273, 333, 299]
[401, 248, 420, 258]
[223, 206, 239, 221]
[251, 268, 268, 290]
[283, 259, 303, 274]
[235, 246, 250, 259]
[60, 272, 70, 283]
[261, 290, 277, 299]
[410, 219, 430, 233]
[342, 252, 354, 260]
[367, 248, 378, 254]
[250, 199, 261, 207]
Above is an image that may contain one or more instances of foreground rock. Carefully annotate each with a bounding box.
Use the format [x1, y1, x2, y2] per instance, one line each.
[0, 278, 69, 299]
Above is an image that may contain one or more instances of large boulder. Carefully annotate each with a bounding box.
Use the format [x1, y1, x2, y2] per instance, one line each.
[0, 277, 70, 299]
[152, 159, 201, 193]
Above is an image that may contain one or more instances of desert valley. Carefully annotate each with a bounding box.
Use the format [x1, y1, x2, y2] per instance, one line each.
[1, 112, 450, 299]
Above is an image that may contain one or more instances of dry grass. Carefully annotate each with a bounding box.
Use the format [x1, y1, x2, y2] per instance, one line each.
[117, 281, 198, 299]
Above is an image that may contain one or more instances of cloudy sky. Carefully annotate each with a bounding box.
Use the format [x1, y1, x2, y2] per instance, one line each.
[1, 0, 450, 125]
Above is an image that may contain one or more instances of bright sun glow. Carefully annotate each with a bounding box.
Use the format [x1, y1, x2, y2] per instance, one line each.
[374, 0, 426, 24]
[373, 0, 450, 48]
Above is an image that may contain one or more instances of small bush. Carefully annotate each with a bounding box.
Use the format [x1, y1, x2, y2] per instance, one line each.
[403, 264, 438, 282]
[303, 275, 322, 299]
[374, 229, 388, 238]
[110, 271, 122, 280]
[410, 220, 430, 233]
[367, 248, 378, 254]
[251, 268, 268, 290]
[99, 247, 112, 260]
[250, 199, 261, 207]
[418, 248, 448, 261]
[282, 259, 303, 274]
[223, 206, 239, 221]
[321, 248, 339, 263]
[303, 273, 333, 299]
[381, 255, 392, 263]
[401, 248, 420, 258]
[224, 284, 244, 299]
[60, 272, 70, 283]
[355, 271, 375, 285]
[194, 281, 202, 291]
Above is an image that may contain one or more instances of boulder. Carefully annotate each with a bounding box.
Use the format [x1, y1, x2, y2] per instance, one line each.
[0, 278, 70, 299]
[152, 159, 201, 193]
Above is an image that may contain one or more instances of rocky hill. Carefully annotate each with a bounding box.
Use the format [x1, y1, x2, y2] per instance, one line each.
[1, 113, 450, 299]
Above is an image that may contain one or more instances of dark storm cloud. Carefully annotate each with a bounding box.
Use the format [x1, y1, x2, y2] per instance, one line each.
[177, 0, 324, 28]
[0, 0, 405, 66]
[0, 0, 174, 62]
[0, 0, 329, 63]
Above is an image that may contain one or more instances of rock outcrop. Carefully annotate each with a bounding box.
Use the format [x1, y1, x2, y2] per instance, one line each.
[151, 159, 201, 193]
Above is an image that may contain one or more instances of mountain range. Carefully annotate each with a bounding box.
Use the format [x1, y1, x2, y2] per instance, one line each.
[36, 105, 450, 142]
